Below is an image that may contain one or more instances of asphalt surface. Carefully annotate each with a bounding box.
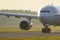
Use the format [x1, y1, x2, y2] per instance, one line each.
[0, 32, 60, 37]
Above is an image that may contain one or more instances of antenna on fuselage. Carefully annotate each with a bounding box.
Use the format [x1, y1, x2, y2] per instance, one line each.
[51, 4, 53, 5]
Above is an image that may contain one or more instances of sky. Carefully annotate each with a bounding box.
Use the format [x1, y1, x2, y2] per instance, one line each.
[0, 0, 60, 12]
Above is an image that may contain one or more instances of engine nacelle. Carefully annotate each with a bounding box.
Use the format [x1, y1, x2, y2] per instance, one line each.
[19, 20, 32, 30]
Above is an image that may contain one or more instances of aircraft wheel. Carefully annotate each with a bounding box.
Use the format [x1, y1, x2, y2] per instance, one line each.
[42, 28, 51, 33]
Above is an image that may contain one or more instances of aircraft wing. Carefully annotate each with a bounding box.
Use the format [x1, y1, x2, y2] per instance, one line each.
[0, 12, 38, 19]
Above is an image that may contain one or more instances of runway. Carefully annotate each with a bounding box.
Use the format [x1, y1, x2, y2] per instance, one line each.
[0, 32, 60, 37]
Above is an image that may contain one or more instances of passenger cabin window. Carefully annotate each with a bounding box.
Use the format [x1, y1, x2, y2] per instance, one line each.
[40, 10, 50, 13]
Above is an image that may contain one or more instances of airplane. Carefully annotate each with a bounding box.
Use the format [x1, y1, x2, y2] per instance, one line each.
[0, 4, 60, 33]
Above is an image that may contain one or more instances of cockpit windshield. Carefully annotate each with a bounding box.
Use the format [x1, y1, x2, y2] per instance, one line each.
[40, 10, 50, 13]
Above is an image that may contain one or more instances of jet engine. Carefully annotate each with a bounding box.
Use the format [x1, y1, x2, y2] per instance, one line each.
[19, 20, 32, 30]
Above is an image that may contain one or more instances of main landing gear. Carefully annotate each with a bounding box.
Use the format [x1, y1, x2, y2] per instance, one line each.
[42, 24, 51, 33]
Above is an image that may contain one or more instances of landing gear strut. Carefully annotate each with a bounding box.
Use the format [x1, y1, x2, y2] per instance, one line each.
[42, 24, 51, 33]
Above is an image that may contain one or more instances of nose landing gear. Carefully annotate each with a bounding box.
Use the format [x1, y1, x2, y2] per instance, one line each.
[42, 24, 51, 33]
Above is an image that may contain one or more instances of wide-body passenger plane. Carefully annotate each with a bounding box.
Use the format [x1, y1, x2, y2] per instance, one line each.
[0, 4, 60, 33]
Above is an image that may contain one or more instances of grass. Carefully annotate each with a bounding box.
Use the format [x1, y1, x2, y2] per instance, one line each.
[0, 25, 42, 32]
[0, 25, 60, 32]
[0, 26, 60, 40]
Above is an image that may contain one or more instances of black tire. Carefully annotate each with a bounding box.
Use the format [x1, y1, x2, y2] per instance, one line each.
[42, 28, 51, 33]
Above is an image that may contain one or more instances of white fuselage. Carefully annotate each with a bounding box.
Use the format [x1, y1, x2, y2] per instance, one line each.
[39, 5, 60, 26]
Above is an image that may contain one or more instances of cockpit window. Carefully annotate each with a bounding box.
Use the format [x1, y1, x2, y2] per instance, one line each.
[40, 10, 50, 13]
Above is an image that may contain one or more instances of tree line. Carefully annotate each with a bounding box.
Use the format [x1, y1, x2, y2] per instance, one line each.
[0, 9, 37, 14]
